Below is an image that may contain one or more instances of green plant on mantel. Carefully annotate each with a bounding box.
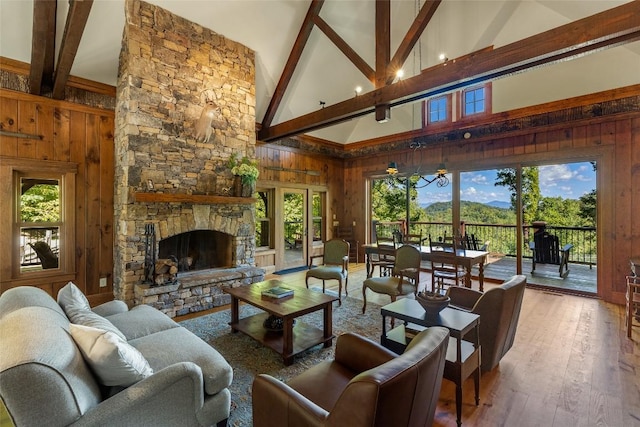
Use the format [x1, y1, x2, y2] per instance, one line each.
[228, 153, 259, 185]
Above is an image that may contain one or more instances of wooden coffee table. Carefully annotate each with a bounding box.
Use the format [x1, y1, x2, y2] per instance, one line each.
[223, 279, 338, 365]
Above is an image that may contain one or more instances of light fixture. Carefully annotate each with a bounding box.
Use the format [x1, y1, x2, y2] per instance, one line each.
[386, 162, 399, 175]
[355, 86, 362, 97]
[385, 162, 450, 229]
[396, 69, 405, 79]
[439, 53, 448, 62]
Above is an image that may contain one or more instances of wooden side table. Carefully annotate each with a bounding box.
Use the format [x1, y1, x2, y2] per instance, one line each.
[380, 299, 480, 427]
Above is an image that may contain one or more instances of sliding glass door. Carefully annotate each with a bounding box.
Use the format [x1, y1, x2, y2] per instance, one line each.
[282, 190, 306, 269]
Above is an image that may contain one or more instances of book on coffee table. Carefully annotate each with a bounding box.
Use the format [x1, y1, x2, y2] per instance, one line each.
[261, 286, 294, 299]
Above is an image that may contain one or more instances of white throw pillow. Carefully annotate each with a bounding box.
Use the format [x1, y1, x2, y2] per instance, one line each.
[67, 308, 127, 341]
[69, 323, 153, 387]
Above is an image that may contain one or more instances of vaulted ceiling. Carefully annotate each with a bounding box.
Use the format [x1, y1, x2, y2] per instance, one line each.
[1, 0, 639, 145]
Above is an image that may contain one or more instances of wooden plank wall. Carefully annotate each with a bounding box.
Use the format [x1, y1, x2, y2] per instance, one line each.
[342, 113, 640, 305]
[255, 144, 344, 271]
[0, 89, 115, 304]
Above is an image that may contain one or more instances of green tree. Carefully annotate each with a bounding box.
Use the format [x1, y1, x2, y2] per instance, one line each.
[371, 177, 428, 225]
[20, 184, 60, 222]
[578, 189, 597, 226]
[495, 167, 540, 225]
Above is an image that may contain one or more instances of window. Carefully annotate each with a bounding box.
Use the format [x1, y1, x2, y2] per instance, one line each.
[0, 159, 76, 280]
[428, 96, 448, 123]
[463, 86, 486, 116]
[255, 189, 273, 248]
[312, 192, 326, 242]
[19, 177, 62, 272]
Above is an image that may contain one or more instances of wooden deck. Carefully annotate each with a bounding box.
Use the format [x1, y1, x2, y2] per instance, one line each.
[479, 256, 597, 295]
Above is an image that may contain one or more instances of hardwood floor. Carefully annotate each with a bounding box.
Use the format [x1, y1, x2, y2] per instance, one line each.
[253, 263, 639, 427]
[3, 264, 633, 426]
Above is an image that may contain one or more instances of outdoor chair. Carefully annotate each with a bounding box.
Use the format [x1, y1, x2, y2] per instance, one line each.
[529, 230, 573, 278]
[28, 241, 59, 269]
[305, 238, 350, 304]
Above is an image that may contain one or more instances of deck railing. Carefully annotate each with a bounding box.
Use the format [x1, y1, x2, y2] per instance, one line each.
[409, 222, 597, 267]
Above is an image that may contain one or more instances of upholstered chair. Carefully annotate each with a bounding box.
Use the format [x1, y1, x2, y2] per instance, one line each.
[305, 238, 350, 304]
[361, 245, 421, 315]
[446, 274, 527, 372]
[252, 327, 450, 427]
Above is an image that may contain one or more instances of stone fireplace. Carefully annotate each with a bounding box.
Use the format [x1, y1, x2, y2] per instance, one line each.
[112, 0, 264, 315]
[159, 230, 233, 272]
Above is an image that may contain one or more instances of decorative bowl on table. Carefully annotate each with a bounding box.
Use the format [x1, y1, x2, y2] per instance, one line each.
[416, 291, 450, 317]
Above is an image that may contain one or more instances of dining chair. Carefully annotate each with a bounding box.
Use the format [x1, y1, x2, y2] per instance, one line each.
[305, 238, 350, 305]
[429, 236, 466, 293]
[368, 224, 401, 277]
[626, 275, 640, 339]
[362, 245, 421, 315]
[403, 231, 423, 246]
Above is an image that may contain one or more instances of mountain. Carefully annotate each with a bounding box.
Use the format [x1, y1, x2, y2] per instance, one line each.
[486, 200, 511, 209]
[424, 201, 516, 224]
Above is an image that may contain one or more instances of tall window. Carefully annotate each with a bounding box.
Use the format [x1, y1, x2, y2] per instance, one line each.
[463, 86, 486, 116]
[255, 190, 272, 248]
[312, 192, 326, 242]
[19, 176, 62, 272]
[0, 159, 76, 279]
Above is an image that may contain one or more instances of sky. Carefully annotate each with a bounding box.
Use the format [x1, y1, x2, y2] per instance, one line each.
[417, 161, 596, 206]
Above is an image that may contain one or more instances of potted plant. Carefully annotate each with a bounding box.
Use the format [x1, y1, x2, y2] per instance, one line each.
[228, 154, 259, 197]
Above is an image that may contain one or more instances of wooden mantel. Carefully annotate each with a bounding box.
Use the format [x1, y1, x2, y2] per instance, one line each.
[133, 192, 256, 204]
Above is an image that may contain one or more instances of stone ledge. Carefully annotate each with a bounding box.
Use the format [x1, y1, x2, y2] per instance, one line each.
[134, 266, 266, 317]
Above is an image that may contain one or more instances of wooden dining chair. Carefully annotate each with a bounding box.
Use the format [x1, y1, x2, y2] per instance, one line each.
[429, 235, 466, 293]
[403, 231, 423, 246]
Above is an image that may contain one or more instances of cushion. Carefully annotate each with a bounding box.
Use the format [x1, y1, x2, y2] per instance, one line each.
[69, 324, 153, 387]
[57, 281, 91, 312]
[129, 326, 232, 395]
[67, 308, 127, 341]
[58, 282, 126, 341]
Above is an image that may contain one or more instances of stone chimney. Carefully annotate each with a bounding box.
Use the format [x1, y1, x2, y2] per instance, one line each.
[113, 0, 259, 306]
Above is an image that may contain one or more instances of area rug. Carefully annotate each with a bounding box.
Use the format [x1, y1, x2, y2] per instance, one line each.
[179, 296, 382, 426]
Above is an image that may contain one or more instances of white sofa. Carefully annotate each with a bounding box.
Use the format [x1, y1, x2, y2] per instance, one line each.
[0, 285, 232, 427]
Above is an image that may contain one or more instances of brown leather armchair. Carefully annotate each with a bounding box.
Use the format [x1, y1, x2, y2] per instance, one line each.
[446, 274, 526, 372]
[252, 327, 449, 427]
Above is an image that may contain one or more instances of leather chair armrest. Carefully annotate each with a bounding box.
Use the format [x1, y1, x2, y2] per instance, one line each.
[334, 332, 396, 373]
[446, 286, 483, 311]
[252, 374, 328, 427]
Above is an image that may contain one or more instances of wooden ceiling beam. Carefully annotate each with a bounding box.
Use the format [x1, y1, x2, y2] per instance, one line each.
[261, 0, 325, 129]
[375, 0, 391, 122]
[386, 0, 441, 85]
[29, 0, 57, 95]
[313, 15, 375, 83]
[52, 0, 93, 100]
[258, 1, 640, 142]
[375, 0, 391, 89]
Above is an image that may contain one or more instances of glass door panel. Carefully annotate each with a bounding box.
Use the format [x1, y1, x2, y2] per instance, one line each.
[460, 168, 517, 282]
[283, 190, 306, 269]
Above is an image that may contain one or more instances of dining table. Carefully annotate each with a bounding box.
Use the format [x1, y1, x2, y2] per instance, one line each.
[363, 243, 489, 291]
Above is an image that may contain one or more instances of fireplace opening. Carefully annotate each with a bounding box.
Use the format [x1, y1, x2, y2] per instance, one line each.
[158, 230, 233, 272]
